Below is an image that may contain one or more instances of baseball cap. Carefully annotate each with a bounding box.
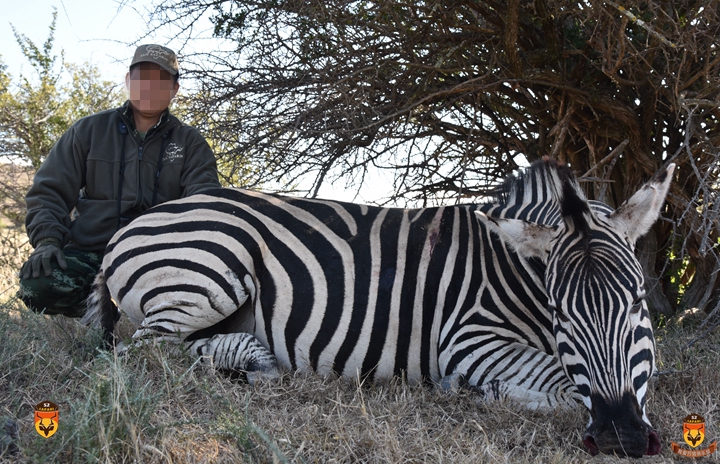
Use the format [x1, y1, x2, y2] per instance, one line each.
[129, 44, 179, 75]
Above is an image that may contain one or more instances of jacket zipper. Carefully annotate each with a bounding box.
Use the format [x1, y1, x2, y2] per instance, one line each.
[136, 145, 144, 207]
[118, 112, 168, 210]
[133, 132, 169, 209]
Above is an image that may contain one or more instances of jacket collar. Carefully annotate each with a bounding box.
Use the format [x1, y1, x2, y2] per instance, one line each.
[119, 100, 172, 136]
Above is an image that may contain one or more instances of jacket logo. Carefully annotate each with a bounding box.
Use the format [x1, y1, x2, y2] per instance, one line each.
[163, 143, 184, 162]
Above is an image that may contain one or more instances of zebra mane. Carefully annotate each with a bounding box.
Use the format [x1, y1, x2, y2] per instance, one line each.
[491, 158, 592, 241]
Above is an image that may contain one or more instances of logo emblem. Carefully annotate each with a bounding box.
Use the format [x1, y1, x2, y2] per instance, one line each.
[684, 413, 706, 448]
[671, 413, 717, 458]
[163, 143, 184, 162]
[144, 45, 170, 60]
[34, 401, 59, 438]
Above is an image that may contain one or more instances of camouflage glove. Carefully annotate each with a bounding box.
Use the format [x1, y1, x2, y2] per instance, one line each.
[21, 238, 68, 279]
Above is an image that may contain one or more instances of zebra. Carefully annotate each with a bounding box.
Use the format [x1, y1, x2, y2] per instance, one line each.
[83, 159, 674, 457]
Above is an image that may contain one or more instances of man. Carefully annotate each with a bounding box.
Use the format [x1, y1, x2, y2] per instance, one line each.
[19, 44, 221, 317]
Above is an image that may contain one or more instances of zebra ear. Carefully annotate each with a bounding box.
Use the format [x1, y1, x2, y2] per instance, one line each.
[607, 164, 675, 245]
[475, 212, 561, 261]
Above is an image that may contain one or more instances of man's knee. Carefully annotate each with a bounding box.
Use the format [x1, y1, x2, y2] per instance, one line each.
[18, 272, 92, 317]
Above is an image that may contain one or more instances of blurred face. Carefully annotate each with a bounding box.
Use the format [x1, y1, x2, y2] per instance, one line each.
[125, 62, 179, 113]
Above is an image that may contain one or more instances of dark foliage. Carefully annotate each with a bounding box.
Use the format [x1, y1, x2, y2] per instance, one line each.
[147, 0, 720, 322]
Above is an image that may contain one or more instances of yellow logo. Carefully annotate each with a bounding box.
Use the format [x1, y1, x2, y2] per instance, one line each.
[671, 413, 717, 458]
[684, 413, 706, 448]
[34, 401, 59, 438]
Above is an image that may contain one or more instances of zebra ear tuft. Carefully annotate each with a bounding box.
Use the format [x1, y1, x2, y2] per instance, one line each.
[608, 164, 675, 245]
[475, 212, 560, 261]
[560, 174, 592, 241]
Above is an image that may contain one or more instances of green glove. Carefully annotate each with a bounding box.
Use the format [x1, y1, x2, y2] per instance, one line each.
[21, 238, 68, 279]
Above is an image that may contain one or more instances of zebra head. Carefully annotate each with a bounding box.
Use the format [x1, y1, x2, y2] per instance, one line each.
[478, 162, 674, 457]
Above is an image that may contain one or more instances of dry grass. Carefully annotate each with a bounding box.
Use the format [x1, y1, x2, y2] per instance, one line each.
[0, 173, 32, 299]
[0, 228, 30, 298]
[1, 297, 719, 463]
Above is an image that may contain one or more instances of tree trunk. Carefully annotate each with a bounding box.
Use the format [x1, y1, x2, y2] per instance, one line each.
[636, 230, 674, 317]
[678, 253, 720, 313]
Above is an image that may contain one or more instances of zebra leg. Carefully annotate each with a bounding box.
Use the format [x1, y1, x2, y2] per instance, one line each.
[439, 373, 580, 410]
[184, 333, 279, 385]
[439, 342, 582, 410]
[475, 380, 581, 410]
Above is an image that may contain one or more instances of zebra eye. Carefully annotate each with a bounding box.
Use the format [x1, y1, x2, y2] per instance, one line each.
[630, 298, 644, 314]
[550, 305, 570, 323]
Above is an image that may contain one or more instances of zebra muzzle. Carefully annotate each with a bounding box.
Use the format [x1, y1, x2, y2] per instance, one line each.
[583, 426, 661, 457]
[582, 391, 662, 457]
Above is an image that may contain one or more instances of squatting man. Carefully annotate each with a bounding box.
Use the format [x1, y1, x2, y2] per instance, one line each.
[18, 44, 221, 317]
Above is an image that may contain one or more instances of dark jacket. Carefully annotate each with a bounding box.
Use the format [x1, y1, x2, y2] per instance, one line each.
[25, 101, 221, 251]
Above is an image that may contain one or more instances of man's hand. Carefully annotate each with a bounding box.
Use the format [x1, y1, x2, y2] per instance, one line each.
[21, 238, 68, 279]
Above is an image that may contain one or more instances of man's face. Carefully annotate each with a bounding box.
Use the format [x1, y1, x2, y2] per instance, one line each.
[126, 62, 179, 113]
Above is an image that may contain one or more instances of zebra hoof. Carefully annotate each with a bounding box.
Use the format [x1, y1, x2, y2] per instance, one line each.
[246, 367, 280, 386]
[0, 416, 19, 457]
[439, 373, 467, 393]
[476, 379, 503, 401]
[115, 341, 128, 355]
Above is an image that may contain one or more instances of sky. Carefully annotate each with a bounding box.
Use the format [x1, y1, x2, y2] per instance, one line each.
[3, 1, 164, 84]
[2, 0, 226, 87]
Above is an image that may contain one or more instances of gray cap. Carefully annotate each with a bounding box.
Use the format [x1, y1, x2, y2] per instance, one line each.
[129, 44, 179, 75]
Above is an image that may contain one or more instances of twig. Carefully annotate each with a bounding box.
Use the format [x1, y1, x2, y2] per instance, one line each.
[581, 139, 627, 202]
[580, 139, 629, 178]
[685, 316, 720, 349]
[605, 0, 680, 49]
[698, 296, 720, 332]
[685, 298, 720, 349]
[680, 98, 720, 109]
[694, 264, 720, 319]
[549, 100, 574, 161]
[577, 177, 615, 183]
[654, 369, 683, 377]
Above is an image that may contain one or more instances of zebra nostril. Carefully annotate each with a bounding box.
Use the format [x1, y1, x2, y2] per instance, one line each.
[583, 433, 599, 455]
[646, 430, 661, 455]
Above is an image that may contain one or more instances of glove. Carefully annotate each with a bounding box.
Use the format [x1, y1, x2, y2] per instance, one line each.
[21, 238, 68, 279]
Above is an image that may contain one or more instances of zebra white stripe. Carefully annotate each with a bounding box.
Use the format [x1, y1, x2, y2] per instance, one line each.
[84, 159, 674, 457]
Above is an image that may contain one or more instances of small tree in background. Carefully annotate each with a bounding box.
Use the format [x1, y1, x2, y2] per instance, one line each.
[0, 9, 123, 292]
[172, 92, 263, 187]
[0, 8, 123, 225]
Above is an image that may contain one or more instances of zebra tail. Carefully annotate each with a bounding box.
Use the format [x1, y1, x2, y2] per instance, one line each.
[81, 270, 119, 348]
